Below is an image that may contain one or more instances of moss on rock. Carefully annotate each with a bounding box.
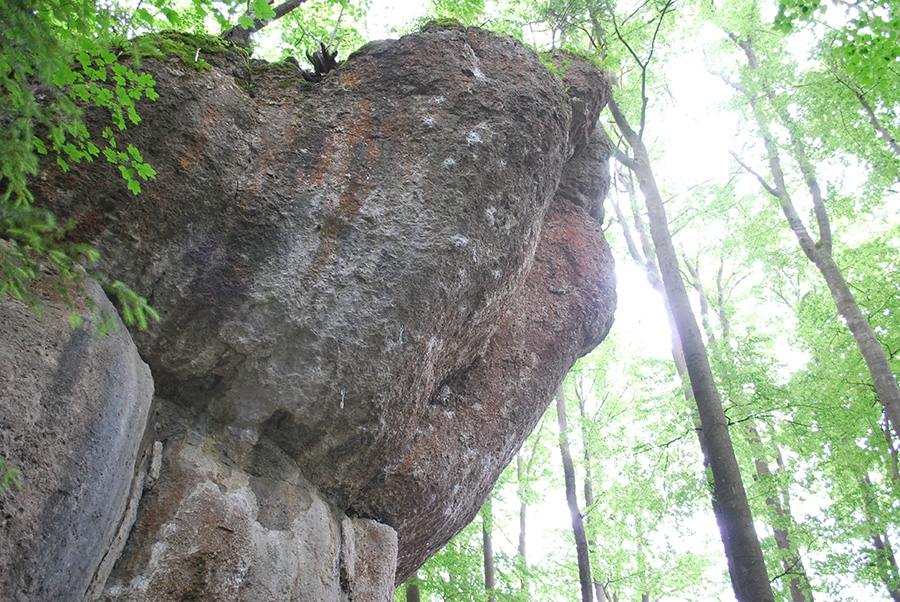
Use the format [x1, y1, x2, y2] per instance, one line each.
[124, 31, 242, 71]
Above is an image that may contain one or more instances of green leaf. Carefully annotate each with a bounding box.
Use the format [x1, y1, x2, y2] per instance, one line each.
[253, 0, 277, 21]
[135, 162, 157, 179]
[0, 456, 23, 493]
[161, 7, 181, 24]
[134, 7, 153, 24]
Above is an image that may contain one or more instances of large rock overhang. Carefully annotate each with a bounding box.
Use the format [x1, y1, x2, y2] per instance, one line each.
[33, 25, 616, 583]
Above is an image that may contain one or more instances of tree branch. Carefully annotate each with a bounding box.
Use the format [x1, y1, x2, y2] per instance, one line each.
[832, 67, 900, 158]
[614, 148, 637, 171]
[729, 151, 779, 198]
[222, 0, 307, 48]
[730, 34, 827, 260]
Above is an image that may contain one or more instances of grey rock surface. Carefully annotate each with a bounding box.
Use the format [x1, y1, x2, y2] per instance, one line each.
[0, 278, 153, 602]
[30, 25, 616, 593]
[100, 422, 397, 601]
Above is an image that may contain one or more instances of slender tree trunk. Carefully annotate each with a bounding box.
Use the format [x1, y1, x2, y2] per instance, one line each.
[816, 255, 900, 439]
[577, 389, 613, 602]
[752, 442, 814, 602]
[482, 498, 496, 602]
[517, 453, 526, 554]
[515, 416, 548, 596]
[882, 415, 900, 484]
[861, 473, 900, 601]
[517, 452, 528, 591]
[730, 33, 900, 445]
[611, 178, 726, 581]
[557, 383, 595, 602]
[609, 97, 774, 602]
[872, 532, 900, 602]
[684, 255, 814, 602]
[610, 180, 701, 435]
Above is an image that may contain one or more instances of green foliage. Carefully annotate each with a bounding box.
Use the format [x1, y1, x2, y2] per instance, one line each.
[0, 0, 164, 329]
[268, 0, 369, 65]
[567, 340, 722, 601]
[408, 518, 487, 600]
[431, 0, 486, 25]
[771, 0, 900, 178]
[0, 454, 22, 493]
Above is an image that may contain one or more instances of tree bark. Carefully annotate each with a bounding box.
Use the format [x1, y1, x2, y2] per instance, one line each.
[684, 253, 814, 602]
[556, 382, 595, 602]
[872, 532, 900, 602]
[690, 254, 814, 602]
[515, 415, 548, 596]
[611, 177, 726, 579]
[609, 97, 774, 602]
[753, 440, 814, 602]
[862, 473, 900, 601]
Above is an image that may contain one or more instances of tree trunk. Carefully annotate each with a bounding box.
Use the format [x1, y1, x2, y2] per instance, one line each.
[609, 97, 774, 602]
[556, 382, 595, 602]
[753, 443, 814, 602]
[405, 575, 421, 602]
[610, 180, 702, 443]
[684, 254, 814, 602]
[577, 387, 610, 602]
[815, 254, 900, 440]
[482, 498, 496, 602]
[731, 33, 900, 445]
[862, 473, 900, 601]
[871, 532, 900, 602]
[611, 177, 728, 595]
[517, 451, 528, 592]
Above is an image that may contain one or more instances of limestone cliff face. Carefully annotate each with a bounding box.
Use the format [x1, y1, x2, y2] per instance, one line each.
[3, 25, 616, 600]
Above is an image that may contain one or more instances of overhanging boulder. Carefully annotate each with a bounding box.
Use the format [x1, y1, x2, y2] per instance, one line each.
[31, 25, 616, 596]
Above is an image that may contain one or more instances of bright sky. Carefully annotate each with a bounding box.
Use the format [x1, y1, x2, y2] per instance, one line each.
[366, 0, 428, 39]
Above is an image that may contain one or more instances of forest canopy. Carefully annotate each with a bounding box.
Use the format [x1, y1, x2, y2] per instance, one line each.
[1, 0, 898, 600]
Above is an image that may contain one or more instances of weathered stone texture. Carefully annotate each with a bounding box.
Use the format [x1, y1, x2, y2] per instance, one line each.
[0, 279, 153, 602]
[100, 424, 397, 601]
[17, 25, 616, 598]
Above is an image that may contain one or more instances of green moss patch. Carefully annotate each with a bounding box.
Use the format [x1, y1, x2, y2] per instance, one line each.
[123, 31, 242, 71]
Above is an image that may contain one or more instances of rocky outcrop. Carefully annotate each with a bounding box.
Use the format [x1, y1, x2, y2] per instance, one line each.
[101, 425, 397, 601]
[0, 279, 154, 601]
[5, 25, 616, 600]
